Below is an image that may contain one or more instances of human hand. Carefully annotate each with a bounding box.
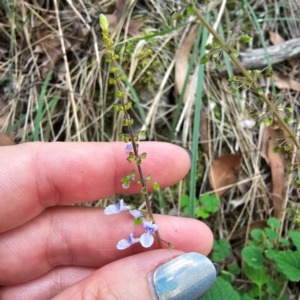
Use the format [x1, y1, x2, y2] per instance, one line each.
[0, 142, 215, 299]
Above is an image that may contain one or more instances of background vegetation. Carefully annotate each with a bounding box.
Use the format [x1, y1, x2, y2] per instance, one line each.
[0, 0, 300, 299]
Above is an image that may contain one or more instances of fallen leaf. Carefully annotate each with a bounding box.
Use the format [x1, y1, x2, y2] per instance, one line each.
[208, 154, 241, 198]
[274, 75, 300, 92]
[269, 31, 284, 45]
[175, 28, 197, 104]
[269, 31, 297, 68]
[261, 124, 291, 219]
[0, 132, 16, 146]
[106, 0, 144, 36]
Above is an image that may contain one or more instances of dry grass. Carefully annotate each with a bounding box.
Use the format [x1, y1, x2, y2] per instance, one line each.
[1, 0, 300, 296]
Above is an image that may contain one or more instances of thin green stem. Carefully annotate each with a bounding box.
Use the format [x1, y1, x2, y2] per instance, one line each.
[186, 1, 300, 149]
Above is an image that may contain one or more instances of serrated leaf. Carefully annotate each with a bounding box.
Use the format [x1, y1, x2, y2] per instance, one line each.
[288, 231, 300, 251]
[200, 193, 220, 212]
[244, 264, 270, 286]
[242, 246, 264, 268]
[267, 217, 280, 229]
[212, 239, 230, 262]
[202, 277, 240, 300]
[274, 251, 300, 281]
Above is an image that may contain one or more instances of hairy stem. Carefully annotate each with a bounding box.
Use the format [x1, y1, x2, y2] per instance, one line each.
[186, 1, 300, 149]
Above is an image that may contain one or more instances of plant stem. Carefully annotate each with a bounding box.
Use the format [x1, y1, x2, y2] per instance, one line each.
[185, 1, 300, 149]
[119, 95, 163, 248]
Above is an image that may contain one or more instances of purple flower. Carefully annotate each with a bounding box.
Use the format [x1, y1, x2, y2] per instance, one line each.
[140, 221, 158, 248]
[104, 199, 130, 215]
[130, 210, 143, 219]
[125, 142, 133, 152]
[117, 233, 140, 250]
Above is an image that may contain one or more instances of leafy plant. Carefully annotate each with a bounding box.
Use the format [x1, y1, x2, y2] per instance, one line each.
[209, 218, 300, 299]
[180, 193, 220, 218]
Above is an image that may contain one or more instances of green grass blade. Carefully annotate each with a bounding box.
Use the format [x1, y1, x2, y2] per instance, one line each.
[33, 72, 52, 141]
[189, 15, 210, 218]
[44, 93, 61, 141]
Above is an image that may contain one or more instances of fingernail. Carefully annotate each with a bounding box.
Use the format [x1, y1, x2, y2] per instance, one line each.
[182, 147, 192, 161]
[213, 262, 220, 275]
[149, 253, 217, 300]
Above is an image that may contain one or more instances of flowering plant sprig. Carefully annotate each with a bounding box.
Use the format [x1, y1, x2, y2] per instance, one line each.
[99, 14, 169, 250]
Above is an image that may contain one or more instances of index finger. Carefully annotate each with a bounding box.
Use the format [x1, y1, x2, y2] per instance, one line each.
[0, 142, 190, 232]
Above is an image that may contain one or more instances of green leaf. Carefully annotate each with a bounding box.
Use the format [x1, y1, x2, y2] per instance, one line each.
[274, 251, 300, 281]
[180, 194, 189, 207]
[140, 152, 147, 159]
[200, 193, 220, 212]
[153, 181, 160, 191]
[284, 117, 292, 125]
[265, 249, 279, 260]
[200, 55, 210, 64]
[265, 118, 273, 127]
[232, 87, 238, 94]
[133, 218, 143, 225]
[99, 14, 109, 32]
[242, 246, 264, 268]
[279, 237, 290, 247]
[264, 228, 278, 240]
[141, 186, 147, 194]
[288, 231, 300, 251]
[212, 239, 230, 262]
[257, 87, 263, 95]
[205, 44, 212, 50]
[244, 264, 270, 286]
[232, 50, 239, 57]
[186, 3, 195, 15]
[267, 217, 280, 229]
[241, 34, 252, 43]
[202, 277, 240, 300]
[250, 229, 263, 243]
[228, 263, 241, 275]
[266, 280, 281, 296]
[196, 209, 209, 218]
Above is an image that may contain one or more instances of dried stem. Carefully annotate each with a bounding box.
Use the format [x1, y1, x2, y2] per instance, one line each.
[185, 0, 300, 149]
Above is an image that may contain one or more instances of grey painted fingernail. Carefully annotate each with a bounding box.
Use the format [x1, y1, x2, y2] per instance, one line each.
[213, 262, 220, 275]
[182, 147, 192, 161]
[149, 252, 217, 300]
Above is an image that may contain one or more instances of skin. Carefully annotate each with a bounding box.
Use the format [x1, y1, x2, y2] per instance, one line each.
[0, 142, 213, 300]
